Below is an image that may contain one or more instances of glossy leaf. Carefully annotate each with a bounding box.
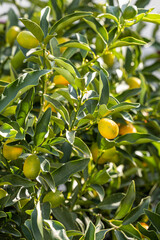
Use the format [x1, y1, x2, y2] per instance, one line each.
[58, 40, 91, 51]
[44, 220, 69, 240]
[116, 133, 160, 146]
[115, 181, 135, 220]
[52, 67, 75, 85]
[123, 197, 150, 225]
[0, 174, 35, 187]
[73, 137, 92, 158]
[99, 69, 109, 105]
[34, 107, 52, 146]
[52, 158, 90, 186]
[98, 13, 119, 24]
[137, 222, 159, 240]
[31, 202, 44, 240]
[40, 6, 50, 37]
[109, 37, 146, 49]
[19, 18, 44, 42]
[145, 209, 160, 232]
[0, 70, 50, 113]
[90, 167, 110, 185]
[90, 184, 105, 202]
[50, 0, 62, 20]
[119, 224, 142, 240]
[0, 123, 17, 138]
[98, 193, 125, 210]
[44, 94, 70, 125]
[50, 11, 92, 34]
[0, 211, 7, 218]
[16, 88, 35, 127]
[54, 57, 77, 77]
[142, 14, 160, 24]
[83, 221, 96, 240]
[84, 16, 108, 43]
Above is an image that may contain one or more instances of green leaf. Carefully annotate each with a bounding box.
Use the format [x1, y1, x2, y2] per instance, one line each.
[123, 197, 150, 225]
[50, 37, 61, 57]
[31, 202, 44, 240]
[73, 137, 92, 158]
[145, 209, 160, 232]
[19, 18, 44, 42]
[116, 133, 160, 146]
[117, 88, 141, 102]
[114, 230, 131, 240]
[58, 40, 91, 51]
[98, 193, 125, 210]
[0, 211, 7, 218]
[50, 11, 92, 34]
[77, 33, 89, 58]
[52, 158, 90, 186]
[52, 67, 75, 86]
[66, 130, 75, 145]
[40, 6, 50, 37]
[44, 94, 70, 125]
[54, 57, 77, 77]
[0, 224, 21, 237]
[106, 6, 120, 18]
[0, 174, 35, 187]
[108, 102, 140, 115]
[137, 222, 159, 240]
[0, 123, 17, 138]
[50, 0, 62, 20]
[66, 230, 83, 237]
[84, 221, 96, 240]
[142, 14, 160, 24]
[0, 70, 50, 113]
[99, 69, 109, 105]
[16, 88, 35, 127]
[90, 166, 110, 185]
[98, 13, 119, 24]
[90, 184, 105, 202]
[115, 181, 136, 220]
[109, 37, 146, 49]
[40, 172, 55, 192]
[84, 16, 108, 43]
[34, 107, 52, 146]
[52, 206, 78, 230]
[96, 229, 112, 240]
[44, 220, 69, 240]
[119, 224, 142, 240]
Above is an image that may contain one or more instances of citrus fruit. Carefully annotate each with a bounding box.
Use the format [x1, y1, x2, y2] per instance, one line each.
[23, 154, 40, 179]
[119, 122, 137, 135]
[91, 142, 117, 164]
[95, 35, 105, 53]
[43, 190, 64, 208]
[98, 118, 119, 139]
[6, 26, 20, 46]
[3, 138, 23, 161]
[17, 31, 39, 49]
[123, 5, 138, 20]
[57, 37, 69, 53]
[126, 77, 141, 89]
[54, 75, 69, 86]
[0, 188, 7, 199]
[103, 52, 115, 68]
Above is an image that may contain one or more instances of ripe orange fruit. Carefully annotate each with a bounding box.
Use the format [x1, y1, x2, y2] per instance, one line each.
[3, 138, 23, 161]
[57, 37, 69, 53]
[54, 75, 69, 86]
[91, 142, 117, 164]
[123, 5, 138, 19]
[98, 118, 119, 139]
[6, 26, 20, 46]
[119, 122, 137, 135]
[0, 188, 7, 199]
[103, 52, 115, 68]
[43, 190, 64, 208]
[126, 77, 141, 89]
[23, 154, 40, 179]
[17, 31, 39, 49]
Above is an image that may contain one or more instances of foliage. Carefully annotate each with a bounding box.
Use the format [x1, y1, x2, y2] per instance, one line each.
[0, 0, 160, 239]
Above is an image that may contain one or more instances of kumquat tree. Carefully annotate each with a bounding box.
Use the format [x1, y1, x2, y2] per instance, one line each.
[0, 0, 160, 239]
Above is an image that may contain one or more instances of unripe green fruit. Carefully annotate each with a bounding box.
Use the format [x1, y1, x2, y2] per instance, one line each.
[123, 5, 138, 20]
[23, 154, 40, 179]
[43, 190, 64, 208]
[6, 26, 20, 46]
[17, 31, 39, 49]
